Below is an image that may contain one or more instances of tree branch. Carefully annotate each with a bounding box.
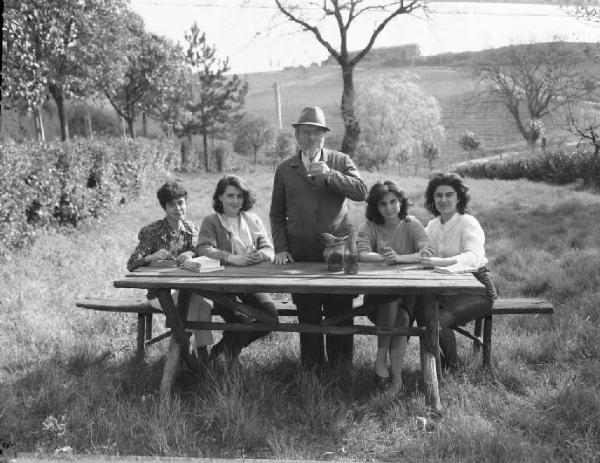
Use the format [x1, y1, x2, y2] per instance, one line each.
[274, 0, 342, 62]
[351, 0, 420, 66]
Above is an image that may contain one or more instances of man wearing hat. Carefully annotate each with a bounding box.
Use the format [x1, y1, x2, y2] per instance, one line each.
[270, 106, 368, 369]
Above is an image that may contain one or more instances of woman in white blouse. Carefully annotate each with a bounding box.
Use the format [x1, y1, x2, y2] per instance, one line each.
[421, 172, 498, 369]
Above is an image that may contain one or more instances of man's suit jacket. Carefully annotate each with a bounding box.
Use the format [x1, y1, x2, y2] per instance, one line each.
[269, 148, 367, 262]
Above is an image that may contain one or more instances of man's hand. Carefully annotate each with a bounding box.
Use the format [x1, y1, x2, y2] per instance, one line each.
[274, 251, 294, 265]
[146, 248, 171, 262]
[308, 161, 330, 178]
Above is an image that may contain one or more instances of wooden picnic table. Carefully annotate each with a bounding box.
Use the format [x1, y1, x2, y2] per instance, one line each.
[114, 262, 485, 412]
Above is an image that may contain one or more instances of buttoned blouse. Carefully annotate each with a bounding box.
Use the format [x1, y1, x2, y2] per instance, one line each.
[127, 218, 198, 271]
[424, 213, 487, 268]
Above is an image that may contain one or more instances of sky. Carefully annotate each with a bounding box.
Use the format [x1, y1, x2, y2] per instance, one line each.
[130, 1, 600, 74]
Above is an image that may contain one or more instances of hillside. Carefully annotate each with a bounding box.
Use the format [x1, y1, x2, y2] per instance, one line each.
[242, 63, 574, 170]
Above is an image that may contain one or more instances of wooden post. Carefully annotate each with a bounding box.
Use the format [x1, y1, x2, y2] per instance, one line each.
[419, 294, 442, 413]
[136, 314, 146, 358]
[145, 314, 153, 341]
[273, 82, 282, 130]
[482, 315, 493, 368]
[473, 318, 482, 354]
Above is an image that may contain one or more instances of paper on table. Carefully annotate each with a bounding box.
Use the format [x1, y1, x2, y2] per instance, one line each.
[433, 263, 477, 274]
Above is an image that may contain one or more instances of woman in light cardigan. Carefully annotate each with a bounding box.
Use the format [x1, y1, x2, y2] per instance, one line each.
[421, 172, 498, 369]
[197, 175, 277, 361]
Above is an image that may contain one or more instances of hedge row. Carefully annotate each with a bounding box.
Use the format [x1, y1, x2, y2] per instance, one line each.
[453, 149, 599, 187]
[0, 137, 178, 257]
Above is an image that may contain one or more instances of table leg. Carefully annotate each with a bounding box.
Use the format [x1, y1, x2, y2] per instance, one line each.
[157, 289, 200, 378]
[419, 294, 442, 413]
[160, 336, 181, 400]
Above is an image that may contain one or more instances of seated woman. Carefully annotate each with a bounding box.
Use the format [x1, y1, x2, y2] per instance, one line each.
[421, 172, 498, 369]
[197, 174, 277, 361]
[357, 180, 430, 395]
[127, 181, 213, 360]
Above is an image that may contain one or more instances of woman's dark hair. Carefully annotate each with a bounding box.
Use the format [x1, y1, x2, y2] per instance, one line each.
[212, 174, 256, 213]
[156, 181, 187, 209]
[424, 172, 470, 216]
[365, 180, 410, 224]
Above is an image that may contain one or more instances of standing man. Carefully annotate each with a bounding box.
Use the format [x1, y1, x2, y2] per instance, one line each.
[270, 106, 368, 369]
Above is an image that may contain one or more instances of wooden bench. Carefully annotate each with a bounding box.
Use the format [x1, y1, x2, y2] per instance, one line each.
[453, 297, 554, 367]
[77, 296, 553, 368]
[75, 296, 425, 358]
[76, 297, 162, 357]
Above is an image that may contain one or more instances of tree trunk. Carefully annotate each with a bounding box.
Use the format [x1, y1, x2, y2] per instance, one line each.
[142, 112, 148, 137]
[585, 144, 600, 188]
[253, 146, 258, 165]
[340, 63, 360, 155]
[49, 84, 69, 141]
[127, 116, 136, 138]
[202, 129, 209, 172]
[86, 108, 93, 138]
[33, 106, 46, 142]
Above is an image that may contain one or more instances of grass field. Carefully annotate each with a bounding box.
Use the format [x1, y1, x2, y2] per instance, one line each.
[1, 170, 599, 461]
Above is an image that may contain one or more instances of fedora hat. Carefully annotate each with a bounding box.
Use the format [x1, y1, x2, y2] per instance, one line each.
[291, 106, 330, 131]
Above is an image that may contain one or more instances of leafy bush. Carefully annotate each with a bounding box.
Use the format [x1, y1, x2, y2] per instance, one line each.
[454, 149, 596, 187]
[459, 131, 482, 151]
[266, 131, 296, 165]
[0, 137, 177, 256]
[355, 74, 445, 170]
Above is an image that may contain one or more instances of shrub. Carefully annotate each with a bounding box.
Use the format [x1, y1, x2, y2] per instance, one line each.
[266, 131, 296, 166]
[458, 131, 482, 151]
[422, 141, 439, 169]
[454, 148, 597, 187]
[212, 142, 232, 172]
[0, 137, 177, 256]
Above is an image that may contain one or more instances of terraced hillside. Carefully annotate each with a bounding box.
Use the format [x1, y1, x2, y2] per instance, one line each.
[243, 64, 572, 169]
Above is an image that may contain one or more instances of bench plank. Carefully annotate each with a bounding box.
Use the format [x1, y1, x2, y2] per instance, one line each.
[184, 321, 426, 337]
[76, 298, 161, 314]
[455, 297, 554, 368]
[491, 298, 553, 314]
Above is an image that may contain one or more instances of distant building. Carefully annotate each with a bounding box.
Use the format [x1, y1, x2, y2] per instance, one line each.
[320, 44, 420, 67]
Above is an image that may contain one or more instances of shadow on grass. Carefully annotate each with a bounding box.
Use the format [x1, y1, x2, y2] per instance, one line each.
[6, 343, 438, 459]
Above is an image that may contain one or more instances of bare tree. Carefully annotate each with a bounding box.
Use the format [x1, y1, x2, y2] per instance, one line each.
[471, 41, 587, 148]
[563, 3, 600, 186]
[274, 0, 422, 155]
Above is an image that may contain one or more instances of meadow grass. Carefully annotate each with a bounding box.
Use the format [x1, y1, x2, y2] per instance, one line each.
[1, 171, 599, 462]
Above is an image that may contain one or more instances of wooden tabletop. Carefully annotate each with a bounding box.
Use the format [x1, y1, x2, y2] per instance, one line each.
[114, 262, 485, 296]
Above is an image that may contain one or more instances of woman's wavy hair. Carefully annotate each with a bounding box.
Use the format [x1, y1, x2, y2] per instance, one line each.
[156, 181, 187, 209]
[365, 180, 410, 224]
[424, 172, 470, 216]
[212, 174, 256, 213]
